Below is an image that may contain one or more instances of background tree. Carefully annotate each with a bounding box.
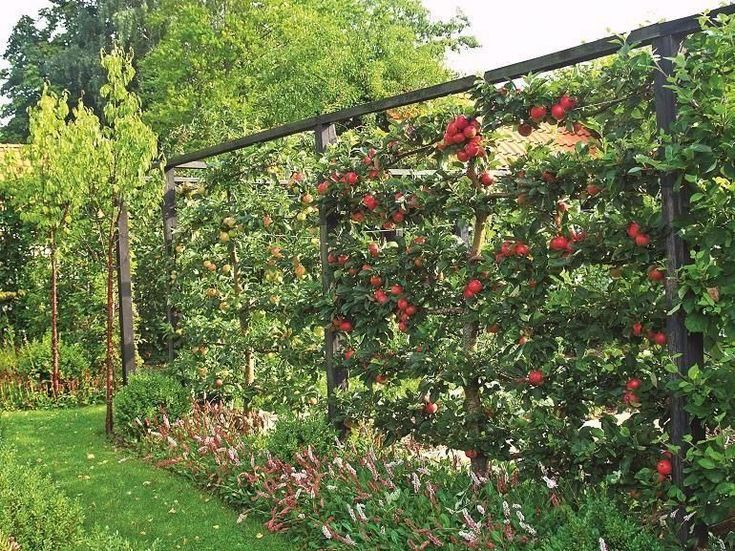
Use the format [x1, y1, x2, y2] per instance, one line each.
[88, 47, 158, 433]
[0, 90, 96, 394]
[0, 0, 158, 142]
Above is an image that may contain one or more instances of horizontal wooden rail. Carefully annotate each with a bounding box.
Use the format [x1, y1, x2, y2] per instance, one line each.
[164, 4, 735, 170]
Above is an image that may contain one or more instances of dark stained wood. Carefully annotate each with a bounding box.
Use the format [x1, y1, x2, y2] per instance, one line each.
[163, 169, 178, 362]
[116, 204, 136, 383]
[165, 4, 735, 170]
[315, 123, 346, 429]
[653, 34, 705, 547]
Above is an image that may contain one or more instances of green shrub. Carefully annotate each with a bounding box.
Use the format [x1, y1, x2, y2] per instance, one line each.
[114, 371, 191, 440]
[0, 447, 85, 550]
[538, 493, 667, 551]
[266, 413, 337, 460]
[16, 335, 90, 382]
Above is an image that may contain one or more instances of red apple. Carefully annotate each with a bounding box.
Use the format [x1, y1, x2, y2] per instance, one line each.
[344, 348, 355, 361]
[648, 267, 665, 282]
[530, 105, 547, 122]
[632, 322, 644, 337]
[339, 320, 353, 332]
[652, 331, 667, 346]
[656, 459, 672, 476]
[466, 279, 483, 294]
[559, 95, 577, 111]
[517, 123, 533, 137]
[480, 171, 494, 187]
[345, 171, 359, 185]
[635, 233, 651, 247]
[586, 183, 601, 196]
[424, 402, 438, 414]
[549, 235, 571, 252]
[390, 284, 403, 295]
[627, 222, 641, 239]
[528, 370, 544, 386]
[397, 298, 409, 311]
[541, 170, 557, 183]
[405, 304, 418, 317]
[626, 378, 642, 391]
[317, 181, 330, 194]
[375, 374, 388, 384]
[370, 275, 383, 287]
[550, 103, 566, 121]
[514, 243, 530, 257]
[465, 449, 479, 459]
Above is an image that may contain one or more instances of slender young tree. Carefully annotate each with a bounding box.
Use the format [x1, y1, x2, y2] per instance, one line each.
[1, 90, 94, 395]
[88, 47, 157, 434]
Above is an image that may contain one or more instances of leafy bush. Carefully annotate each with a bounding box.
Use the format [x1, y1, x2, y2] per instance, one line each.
[114, 371, 191, 440]
[538, 493, 666, 550]
[16, 335, 90, 382]
[265, 412, 337, 460]
[0, 447, 85, 550]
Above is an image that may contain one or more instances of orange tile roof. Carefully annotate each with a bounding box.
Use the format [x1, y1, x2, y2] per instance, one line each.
[494, 123, 595, 166]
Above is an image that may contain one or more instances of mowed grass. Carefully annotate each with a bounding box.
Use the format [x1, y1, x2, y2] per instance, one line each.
[0, 406, 294, 551]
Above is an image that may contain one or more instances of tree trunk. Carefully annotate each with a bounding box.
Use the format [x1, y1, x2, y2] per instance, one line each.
[226, 220, 255, 395]
[49, 232, 60, 397]
[104, 236, 116, 435]
[463, 211, 489, 475]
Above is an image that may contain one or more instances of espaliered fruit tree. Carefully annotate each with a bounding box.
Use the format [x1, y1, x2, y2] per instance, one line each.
[314, 45, 681, 488]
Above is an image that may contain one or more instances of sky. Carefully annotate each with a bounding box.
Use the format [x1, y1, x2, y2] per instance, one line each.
[0, 0, 727, 90]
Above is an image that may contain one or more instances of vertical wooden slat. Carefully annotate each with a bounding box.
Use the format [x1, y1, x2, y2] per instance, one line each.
[315, 123, 346, 429]
[116, 204, 136, 384]
[653, 34, 705, 546]
[163, 169, 178, 362]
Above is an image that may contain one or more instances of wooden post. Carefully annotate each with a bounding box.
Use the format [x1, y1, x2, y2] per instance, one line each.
[653, 34, 705, 546]
[163, 168, 178, 362]
[315, 122, 346, 429]
[116, 204, 136, 384]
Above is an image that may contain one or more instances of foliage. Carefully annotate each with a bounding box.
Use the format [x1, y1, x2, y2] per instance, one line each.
[113, 370, 190, 439]
[143, 405, 669, 549]
[265, 412, 337, 460]
[0, 446, 85, 550]
[0, 0, 156, 142]
[140, 0, 475, 152]
[15, 334, 90, 381]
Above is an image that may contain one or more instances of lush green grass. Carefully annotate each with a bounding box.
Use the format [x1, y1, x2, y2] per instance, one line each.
[0, 406, 294, 550]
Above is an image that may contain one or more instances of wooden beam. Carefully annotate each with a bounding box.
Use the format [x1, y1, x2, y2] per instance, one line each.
[316, 123, 346, 430]
[175, 161, 208, 170]
[163, 169, 178, 362]
[164, 4, 735, 170]
[653, 34, 705, 547]
[116, 204, 136, 384]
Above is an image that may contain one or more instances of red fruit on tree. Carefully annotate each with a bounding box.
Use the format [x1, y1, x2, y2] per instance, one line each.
[517, 123, 533, 137]
[648, 268, 665, 282]
[392, 211, 405, 223]
[345, 172, 359, 185]
[487, 324, 500, 334]
[480, 171, 494, 187]
[518, 335, 529, 346]
[405, 304, 418, 317]
[362, 194, 378, 211]
[632, 322, 644, 336]
[344, 348, 355, 361]
[317, 181, 330, 194]
[339, 320, 353, 332]
[374, 290, 389, 305]
[370, 275, 383, 287]
[635, 233, 651, 247]
[586, 183, 601, 196]
[623, 391, 640, 406]
[465, 449, 479, 459]
[452, 132, 466, 144]
[463, 126, 477, 139]
[350, 211, 365, 223]
[652, 331, 667, 346]
[549, 235, 571, 252]
[627, 222, 641, 239]
[214, 378, 224, 389]
[424, 402, 438, 414]
[337, 254, 349, 265]
[368, 242, 380, 257]
[559, 94, 577, 111]
[550, 103, 566, 121]
[463, 288, 476, 300]
[390, 284, 403, 295]
[626, 378, 642, 391]
[398, 321, 409, 333]
[514, 243, 530, 257]
[466, 279, 483, 294]
[656, 459, 672, 477]
[528, 370, 544, 386]
[456, 150, 470, 162]
[541, 170, 557, 183]
[530, 105, 547, 122]
[375, 374, 388, 384]
[397, 298, 409, 310]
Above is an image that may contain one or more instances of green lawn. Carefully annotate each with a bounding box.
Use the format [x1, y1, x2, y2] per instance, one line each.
[0, 406, 294, 550]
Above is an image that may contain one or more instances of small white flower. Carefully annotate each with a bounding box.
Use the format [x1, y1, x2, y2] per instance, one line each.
[477, 504, 485, 515]
[599, 537, 608, 551]
[542, 475, 558, 489]
[321, 525, 332, 539]
[458, 530, 476, 542]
